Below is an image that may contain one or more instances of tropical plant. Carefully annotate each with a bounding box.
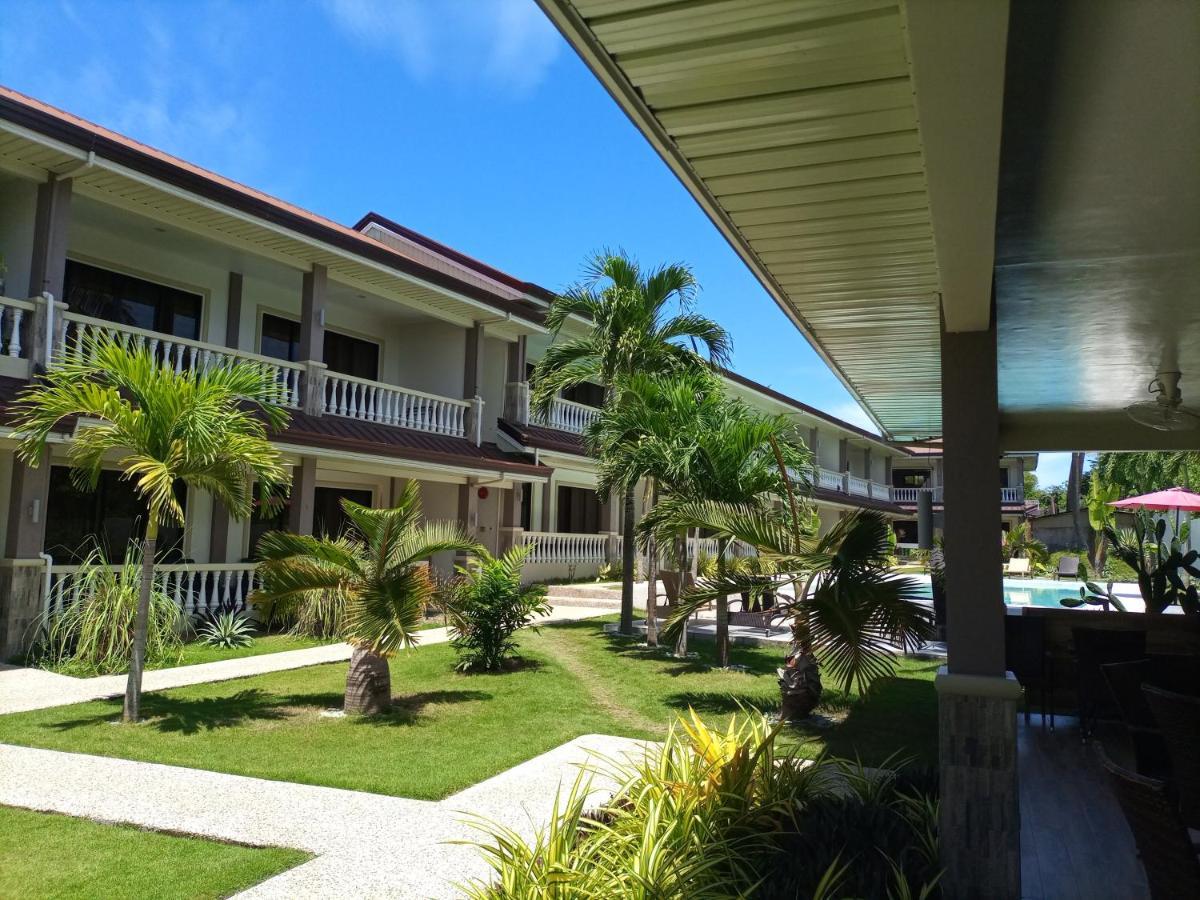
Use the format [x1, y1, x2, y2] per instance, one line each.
[444, 544, 550, 672]
[197, 611, 255, 649]
[1060, 580, 1128, 613]
[1104, 510, 1200, 614]
[1096, 450, 1200, 496]
[459, 709, 940, 900]
[12, 334, 291, 722]
[250, 484, 479, 714]
[531, 251, 732, 637]
[1001, 520, 1048, 564]
[661, 505, 933, 714]
[1084, 475, 1122, 573]
[35, 544, 181, 676]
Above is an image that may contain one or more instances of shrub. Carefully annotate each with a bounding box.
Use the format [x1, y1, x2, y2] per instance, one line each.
[461, 710, 940, 899]
[445, 546, 550, 672]
[197, 611, 255, 649]
[36, 545, 182, 676]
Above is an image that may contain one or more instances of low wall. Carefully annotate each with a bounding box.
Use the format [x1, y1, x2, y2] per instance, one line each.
[0, 560, 45, 661]
[521, 559, 606, 586]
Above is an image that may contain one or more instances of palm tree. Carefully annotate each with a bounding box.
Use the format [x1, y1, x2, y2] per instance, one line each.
[1001, 520, 1048, 565]
[12, 335, 291, 722]
[661, 500, 932, 714]
[1085, 475, 1121, 574]
[250, 484, 478, 714]
[531, 251, 732, 635]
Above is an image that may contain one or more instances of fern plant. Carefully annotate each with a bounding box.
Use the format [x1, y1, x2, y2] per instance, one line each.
[197, 611, 255, 649]
[445, 545, 550, 672]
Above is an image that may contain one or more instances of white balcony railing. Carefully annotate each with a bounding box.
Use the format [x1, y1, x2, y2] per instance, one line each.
[870, 482, 892, 500]
[322, 372, 471, 438]
[45, 562, 260, 617]
[519, 531, 607, 564]
[538, 397, 601, 435]
[0, 295, 35, 358]
[1001, 487, 1022, 503]
[892, 486, 1023, 504]
[847, 475, 871, 497]
[816, 467, 843, 491]
[58, 313, 304, 408]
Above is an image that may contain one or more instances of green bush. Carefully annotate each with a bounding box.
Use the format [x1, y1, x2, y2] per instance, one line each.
[461, 710, 939, 899]
[197, 611, 255, 649]
[36, 545, 182, 676]
[445, 546, 550, 672]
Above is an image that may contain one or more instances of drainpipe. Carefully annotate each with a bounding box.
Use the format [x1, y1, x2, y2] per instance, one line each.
[39, 552, 54, 615]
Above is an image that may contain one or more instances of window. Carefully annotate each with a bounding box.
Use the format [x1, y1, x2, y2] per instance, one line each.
[893, 521, 918, 544]
[892, 468, 931, 489]
[64, 260, 202, 340]
[260, 313, 380, 381]
[520, 483, 532, 531]
[314, 487, 373, 539]
[44, 467, 186, 563]
[999, 467, 1010, 488]
[246, 483, 288, 561]
[557, 485, 601, 534]
[561, 381, 605, 408]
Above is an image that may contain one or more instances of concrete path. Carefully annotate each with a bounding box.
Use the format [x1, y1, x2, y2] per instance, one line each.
[0, 735, 645, 898]
[0, 606, 614, 716]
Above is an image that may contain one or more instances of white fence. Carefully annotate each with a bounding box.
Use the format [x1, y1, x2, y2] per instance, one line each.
[0, 296, 34, 358]
[518, 531, 608, 564]
[891, 486, 1022, 504]
[538, 397, 600, 434]
[58, 313, 304, 408]
[322, 372, 470, 437]
[815, 467, 843, 491]
[45, 562, 260, 618]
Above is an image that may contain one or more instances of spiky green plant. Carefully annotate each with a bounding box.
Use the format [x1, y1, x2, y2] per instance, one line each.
[444, 544, 550, 672]
[250, 483, 480, 714]
[12, 334, 290, 720]
[37, 545, 181, 676]
[197, 611, 256, 649]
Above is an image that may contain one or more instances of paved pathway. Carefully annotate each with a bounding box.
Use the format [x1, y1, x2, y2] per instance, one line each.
[0, 735, 645, 898]
[0, 606, 614, 715]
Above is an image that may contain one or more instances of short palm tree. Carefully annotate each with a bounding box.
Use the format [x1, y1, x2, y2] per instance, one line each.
[12, 335, 291, 722]
[531, 251, 732, 635]
[1002, 520, 1048, 565]
[250, 483, 479, 715]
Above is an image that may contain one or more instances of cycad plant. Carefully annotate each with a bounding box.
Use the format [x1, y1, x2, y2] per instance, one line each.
[531, 251, 732, 635]
[1001, 520, 1048, 566]
[12, 334, 291, 722]
[250, 483, 479, 714]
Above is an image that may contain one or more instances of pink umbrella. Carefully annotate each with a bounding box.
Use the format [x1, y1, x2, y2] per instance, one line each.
[1109, 487, 1200, 511]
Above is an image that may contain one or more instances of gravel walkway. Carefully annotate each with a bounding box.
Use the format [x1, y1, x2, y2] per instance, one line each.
[0, 606, 614, 716]
[0, 734, 645, 898]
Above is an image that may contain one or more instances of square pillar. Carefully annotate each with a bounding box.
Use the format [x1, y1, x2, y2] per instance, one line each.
[299, 265, 326, 362]
[287, 457, 317, 535]
[540, 477, 554, 532]
[499, 485, 523, 553]
[0, 561, 46, 661]
[938, 317, 1020, 900]
[224, 272, 243, 349]
[457, 480, 480, 562]
[5, 448, 50, 559]
[464, 323, 484, 399]
[838, 438, 849, 491]
[209, 499, 232, 563]
[28, 175, 73, 301]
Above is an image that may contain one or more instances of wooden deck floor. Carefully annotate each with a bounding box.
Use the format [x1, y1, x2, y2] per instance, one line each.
[1018, 716, 1148, 899]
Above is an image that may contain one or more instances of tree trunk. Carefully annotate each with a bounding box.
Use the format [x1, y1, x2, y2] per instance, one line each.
[674, 530, 689, 658]
[645, 537, 658, 647]
[123, 518, 158, 724]
[1068, 452, 1087, 551]
[345, 647, 392, 715]
[619, 484, 636, 635]
[715, 537, 730, 668]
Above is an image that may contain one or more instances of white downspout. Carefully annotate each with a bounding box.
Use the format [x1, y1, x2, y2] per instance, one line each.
[39, 552, 54, 615]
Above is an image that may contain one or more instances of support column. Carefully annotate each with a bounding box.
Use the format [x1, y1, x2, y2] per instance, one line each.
[299, 266, 326, 416]
[600, 489, 621, 565]
[937, 316, 1020, 900]
[225, 272, 244, 349]
[499, 484, 523, 553]
[5, 448, 50, 560]
[287, 457, 317, 536]
[838, 438, 849, 491]
[209, 279, 244, 562]
[464, 323, 484, 400]
[504, 336, 530, 425]
[540, 477, 554, 532]
[28, 175, 73, 301]
[864, 447, 872, 481]
[457, 479, 480, 562]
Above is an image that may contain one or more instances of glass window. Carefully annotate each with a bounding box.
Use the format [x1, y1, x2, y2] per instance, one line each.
[64, 260, 202, 340]
[44, 467, 186, 563]
[259, 313, 379, 381]
[556, 485, 601, 534]
[561, 382, 605, 408]
[892, 468, 931, 489]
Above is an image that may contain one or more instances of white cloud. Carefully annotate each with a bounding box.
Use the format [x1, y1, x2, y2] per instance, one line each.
[828, 401, 881, 435]
[322, 0, 561, 95]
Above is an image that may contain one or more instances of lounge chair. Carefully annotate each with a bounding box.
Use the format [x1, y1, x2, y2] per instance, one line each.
[1004, 557, 1032, 578]
[1055, 555, 1081, 580]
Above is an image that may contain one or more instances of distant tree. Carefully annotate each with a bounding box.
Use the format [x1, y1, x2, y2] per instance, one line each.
[1096, 451, 1200, 496]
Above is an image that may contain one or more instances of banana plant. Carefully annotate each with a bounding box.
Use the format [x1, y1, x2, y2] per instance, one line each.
[1059, 580, 1127, 613]
[1104, 511, 1200, 614]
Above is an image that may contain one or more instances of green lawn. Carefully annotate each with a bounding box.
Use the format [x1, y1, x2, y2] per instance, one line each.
[0, 620, 937, 799]
[171, 633, 332, 668]
[0, 805, 308, 900]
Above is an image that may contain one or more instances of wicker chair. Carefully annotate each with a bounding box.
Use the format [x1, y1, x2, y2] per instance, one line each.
[1005, 614, 1053, 727]
[1099, 747, 1200, 899]
[1072, 627, 1147, 738]
[1101, 660, 1170, 778]
[1143, 684, 1200, 830]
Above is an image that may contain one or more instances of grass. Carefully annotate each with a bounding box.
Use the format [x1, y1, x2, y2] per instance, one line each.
[0, 804, 308, 900]
[0, 620, 938, 799]
[171, 633, 332, 668]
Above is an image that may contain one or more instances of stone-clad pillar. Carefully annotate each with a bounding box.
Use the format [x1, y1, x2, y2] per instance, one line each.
[287, 457, 317, 536]
[937, 314, 1020, 899]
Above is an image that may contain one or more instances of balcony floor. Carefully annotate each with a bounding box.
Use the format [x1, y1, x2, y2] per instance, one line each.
[1019, 715, 1148, 899]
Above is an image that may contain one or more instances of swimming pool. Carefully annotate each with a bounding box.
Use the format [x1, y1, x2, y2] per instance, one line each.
[908, 576, 1143, 611]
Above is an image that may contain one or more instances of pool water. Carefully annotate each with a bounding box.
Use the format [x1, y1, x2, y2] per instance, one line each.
[908, 576, 1141, 610]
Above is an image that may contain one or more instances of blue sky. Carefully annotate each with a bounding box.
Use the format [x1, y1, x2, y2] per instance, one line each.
[0, 0, 1072, 486]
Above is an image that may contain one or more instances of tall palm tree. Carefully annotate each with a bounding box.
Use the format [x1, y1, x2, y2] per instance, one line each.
[250, 484, 478, 714]
[531, 251, 732, 635]
[661, 501, 932, 705]
[12, 335, 291, 722]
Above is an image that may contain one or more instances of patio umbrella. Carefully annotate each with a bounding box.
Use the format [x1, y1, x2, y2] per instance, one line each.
[1109, 487, 1200, 512]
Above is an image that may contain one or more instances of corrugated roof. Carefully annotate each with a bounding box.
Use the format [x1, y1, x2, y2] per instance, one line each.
[538, 0, 944, 439]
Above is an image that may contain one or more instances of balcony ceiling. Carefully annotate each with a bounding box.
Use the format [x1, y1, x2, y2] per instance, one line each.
[541, 0, 1199, 451]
